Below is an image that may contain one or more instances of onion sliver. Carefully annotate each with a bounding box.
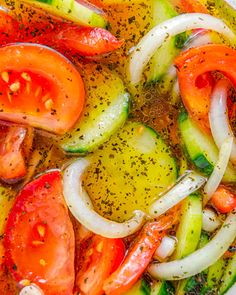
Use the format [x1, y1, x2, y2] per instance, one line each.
[148, 210, 236, 280]
[202, 208, 221, 232]
[204, 136, 233, 203]
[209, 79, 236, 162]
[19, 284, 44, 295]
[128, 13, 235, 85]
[63, 158, 146, 238]
[155, 236, 177, 260]
[149, 171, 206, 217]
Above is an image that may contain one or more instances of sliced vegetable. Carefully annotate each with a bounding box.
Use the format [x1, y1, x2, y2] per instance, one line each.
[211, 185, 236, 213]
[0, 43, 85, 134]
[103, 215, 176, 295]
[4, 171, 75, 294]
[173, 193, 202, 259]
[155, 236, 177, 260]
[148, 211, 236, 281]
[19, 284, 44, 295]
[150, 280, 174, 295]
[149, 172, 205, 217]
[83, 121, 177, 221]
[202, 208, 221, 232]
[123, 277, 150, 295]
[175, 45, 236, 133]
[145, 0, 183, 84]
[0, 186, 15, 238]
[204, 136, 233, 202]
[0, 126, 29, 182]
[63, 158, 146, 238]
[209, 79, 236, 163]
[21, 0, 108, 28]
[128, 13, 235, 85]
[207, 257, 226, 292]
[61, 66, 129, 154]
[57, 27, 123, 56]
[176, 232, 210, 295]
[178, 111, 236, 182]
[219, 252, 236, 294]
[76, 235, 125, 295]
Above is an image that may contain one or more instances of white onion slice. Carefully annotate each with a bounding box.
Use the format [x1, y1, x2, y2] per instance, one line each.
[202, 208, 221, 232]
[149, 171, 206, 217]
[148, 210, 236, 280]
[209, 79, 236, 162]
[204, 137, 233, 203]
[63, 159, 146, 238]
[154, 236, 177, 260]
[128, 13, 235, 85]
[19, 284, 44, 295]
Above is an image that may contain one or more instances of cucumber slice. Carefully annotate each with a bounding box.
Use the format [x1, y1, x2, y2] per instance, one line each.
[145, 0, 187, 85]
[207, 257, 226, 291]
[151, 280, 174, 295]
[219, 253, 236, 294]
[173, 193, 202, 259]
[21, 0, 108, 28]
[176, 233, 209, 295]
[83, 121, 177, 221]
[124, 278, 150, 295]
[178, 111, 236, 182]
[60, 66, 129, 154]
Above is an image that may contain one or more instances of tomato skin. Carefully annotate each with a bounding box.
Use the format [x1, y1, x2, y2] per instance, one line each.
[0, 43, 84, 134]
[56, 27, 123, 57]
[175, 44, 236, 133]
[211, 185, 236, 213]
[4, 171, 75, 294]
[103, 211, 179, 295]
[75, 235, 125, 295]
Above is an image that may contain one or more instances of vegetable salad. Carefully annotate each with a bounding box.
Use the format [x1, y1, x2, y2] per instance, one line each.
[0, 0, 235, 294]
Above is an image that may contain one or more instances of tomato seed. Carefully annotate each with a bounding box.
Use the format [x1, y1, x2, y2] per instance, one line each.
[21, 72, 31, 82]
[1, 71, 9, 83]
[9, 81, 20, 92]
[37, 225, 46, 238]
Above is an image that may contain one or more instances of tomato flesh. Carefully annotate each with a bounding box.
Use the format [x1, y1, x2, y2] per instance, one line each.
[211, 185, 236, 213]
[75, 235, 125, 295]
[4, 171, 75, 294]
[0, 43, 85, 134]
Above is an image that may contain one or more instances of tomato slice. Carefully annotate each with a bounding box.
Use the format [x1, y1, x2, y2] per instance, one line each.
[103, 210, 180, 295]
[211, 185, 236, 213]
[0, 125, 34, 183]
[0, 43, 84, 134]
[56, 27, 123, 57]
[75, 234, 125, 295]
[4, 171, 75, 294]
[175, 44, 236, 132]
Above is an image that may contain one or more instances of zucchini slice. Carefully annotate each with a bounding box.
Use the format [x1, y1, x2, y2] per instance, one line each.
[21, 0, 108, 28]
[83, 121, 177, 221]
[60, 66, 129, 154]
[178, 111, 236, 182]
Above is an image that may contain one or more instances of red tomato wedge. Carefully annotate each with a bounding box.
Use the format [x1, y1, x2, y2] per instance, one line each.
[0, 125, 29, 183]
[175, 44, 236, 133]
[103, 211, 179, 295]
[4, 171, 75, 294]
[75, 234, 125, 295]
[0, 43, 85, 134]
[56, 27, 123, 57]
[211, 185, 236, 213]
